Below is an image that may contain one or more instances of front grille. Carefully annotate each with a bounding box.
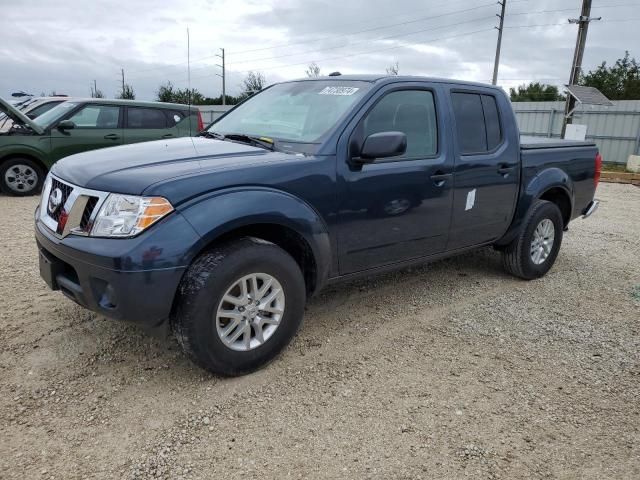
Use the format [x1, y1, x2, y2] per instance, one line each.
[48, 178, 73, 222]
[79, 196, 99, 231]
[40, 175, 108, 237]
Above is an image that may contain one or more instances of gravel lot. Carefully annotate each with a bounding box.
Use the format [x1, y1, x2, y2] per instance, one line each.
[1, 183, 638, 479]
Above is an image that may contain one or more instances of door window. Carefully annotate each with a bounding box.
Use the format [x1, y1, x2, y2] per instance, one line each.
[451, 92, 502, 154]
[68, 105, 120, 128]
[127, 107, 168, 129]
[362, 90, 437, 159]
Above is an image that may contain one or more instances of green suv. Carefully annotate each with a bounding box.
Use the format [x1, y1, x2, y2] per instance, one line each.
[0, 98, 203, 195]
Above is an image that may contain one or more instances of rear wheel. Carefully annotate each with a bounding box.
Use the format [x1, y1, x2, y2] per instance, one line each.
[172, 237, 306, 376]
[0, 158, 44, 196]
[501, 200, 563, 280]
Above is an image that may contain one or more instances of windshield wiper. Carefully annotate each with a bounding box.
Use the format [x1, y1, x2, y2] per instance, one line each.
[201, 131, 275, 151]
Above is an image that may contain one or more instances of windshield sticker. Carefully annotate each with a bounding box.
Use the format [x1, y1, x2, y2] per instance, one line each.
[318, 86, 359, 96]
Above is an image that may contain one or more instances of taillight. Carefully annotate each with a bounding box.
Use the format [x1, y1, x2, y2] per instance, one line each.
[197, 111, 204, 132]
[594, 152, 602, 188]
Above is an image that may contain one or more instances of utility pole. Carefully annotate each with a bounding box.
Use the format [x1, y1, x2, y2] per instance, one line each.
[216, 48, 226, 105]
[492, 0, 506, 85]
[561, 0, 601, 137]
[121, 68, 125, 96]
[93, 80, 97, 97]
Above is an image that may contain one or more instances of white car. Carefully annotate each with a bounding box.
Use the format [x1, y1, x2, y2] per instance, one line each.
[0, 96, 76, 132]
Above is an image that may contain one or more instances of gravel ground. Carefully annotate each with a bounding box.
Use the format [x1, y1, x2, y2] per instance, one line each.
[0, 183, 638, 480]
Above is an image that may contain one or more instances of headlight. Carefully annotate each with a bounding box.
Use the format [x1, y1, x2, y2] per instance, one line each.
[91, 194, 173, 238]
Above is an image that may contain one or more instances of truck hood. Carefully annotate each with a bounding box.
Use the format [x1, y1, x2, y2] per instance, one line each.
[0, 97, 45, 135]
[51, 136, 284, 194]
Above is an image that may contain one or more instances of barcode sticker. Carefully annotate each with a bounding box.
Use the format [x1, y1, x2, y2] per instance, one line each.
[318, 86, 359, 96]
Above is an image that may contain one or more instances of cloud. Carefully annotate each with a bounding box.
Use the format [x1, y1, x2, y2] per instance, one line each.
[1, 0, 637, 100]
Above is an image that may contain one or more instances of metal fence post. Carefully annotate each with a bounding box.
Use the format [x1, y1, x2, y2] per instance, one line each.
[547, 109, 556, 138]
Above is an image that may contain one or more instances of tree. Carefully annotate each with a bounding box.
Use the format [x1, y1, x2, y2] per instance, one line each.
[156, 81, 175, 102]
[579, 51, 640, 100]
[509, 82, 565, 101]
[241, 71, 266, 99]
[386, 62, 399, 76]
[118, 84, 135, 100]
[91, 89, 104, 98]
[305, 62, 321, 78]
[155, 82, 242, 105]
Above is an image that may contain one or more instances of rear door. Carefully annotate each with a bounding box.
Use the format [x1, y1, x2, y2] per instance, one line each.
[49, 103, 123, 161]
[123, 106, 176, 144]
[447, 89, 519, 249]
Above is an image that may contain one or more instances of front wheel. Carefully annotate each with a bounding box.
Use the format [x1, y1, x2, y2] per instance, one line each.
[172, 237, 306, 376]
[0, 158, 44, 196]
[501, 200, 564, 280]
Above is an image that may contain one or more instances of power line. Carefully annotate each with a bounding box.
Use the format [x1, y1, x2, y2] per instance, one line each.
[227, 15, 496, 66]
[186, 27, 496, 81]
[229, 1, 498, 56]
[125, 1, 498, 78]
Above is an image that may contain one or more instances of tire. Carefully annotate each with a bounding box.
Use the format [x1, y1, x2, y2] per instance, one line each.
[172, 237, 306, 376]
[0, 157, 44, 196]
[501, 200, 564, 280]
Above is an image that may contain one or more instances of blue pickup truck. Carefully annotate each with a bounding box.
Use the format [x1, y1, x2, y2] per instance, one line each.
[35, 75, 601, 375]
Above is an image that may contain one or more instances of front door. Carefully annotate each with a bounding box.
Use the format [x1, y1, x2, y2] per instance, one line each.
[50, 103, 123, 161]
[336, 85, 454, 274]
[447, 90, 519, 249]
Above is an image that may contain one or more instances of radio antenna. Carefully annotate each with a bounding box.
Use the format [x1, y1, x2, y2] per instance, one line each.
[187, 27, 192, 137]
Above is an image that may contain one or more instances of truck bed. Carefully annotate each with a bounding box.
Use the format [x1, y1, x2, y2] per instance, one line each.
[520, 135, 596, 150]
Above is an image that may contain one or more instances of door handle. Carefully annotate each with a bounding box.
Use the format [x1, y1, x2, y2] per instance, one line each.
[430, 172, 451, 187]
[497, 164, 514, 176]
[161, 133, 175, 139]
[104, 134, 120, 140]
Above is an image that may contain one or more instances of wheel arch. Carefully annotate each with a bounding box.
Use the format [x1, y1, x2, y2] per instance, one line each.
[538, 186, 572, 228]
[495, 168, 574, 246]
[0, 151, 49, 174]
[178, 188, 333, 297]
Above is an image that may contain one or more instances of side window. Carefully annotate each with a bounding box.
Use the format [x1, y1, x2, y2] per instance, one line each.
[362, 90, 437, 159]
[481, 95, 502, 150]
[127, 108, 168, 129]
[165, 110, 186, 127]
[451, 93, 486, 154]
[68, 105, 120, 128]
[451, 92, 502, 154]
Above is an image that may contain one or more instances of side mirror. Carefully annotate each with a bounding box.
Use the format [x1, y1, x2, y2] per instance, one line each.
[359, 131, 407, 162]
[57, 119, 75, 131]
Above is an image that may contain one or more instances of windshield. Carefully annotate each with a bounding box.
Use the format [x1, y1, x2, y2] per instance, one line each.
[209, 80, 371, 143]
[32, 101, 79, 128]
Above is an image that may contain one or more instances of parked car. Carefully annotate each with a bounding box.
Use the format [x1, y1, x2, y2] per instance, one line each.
[34, 75, 601, 376]
[0, 96, 74, 134]
[0, 98, 204, 195]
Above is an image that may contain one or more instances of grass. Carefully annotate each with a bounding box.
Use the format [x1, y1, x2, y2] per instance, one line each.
[602, 163, 631, 173]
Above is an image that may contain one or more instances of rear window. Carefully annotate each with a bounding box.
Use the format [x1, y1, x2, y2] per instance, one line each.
[451, 92, 502, 154]
[127, 107, 167, 129]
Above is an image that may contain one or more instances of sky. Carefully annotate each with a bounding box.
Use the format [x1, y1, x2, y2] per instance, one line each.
[1, 0, 639, 101]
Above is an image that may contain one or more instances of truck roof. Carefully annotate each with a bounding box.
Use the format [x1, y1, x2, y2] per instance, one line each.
[285, 74, 504, 91]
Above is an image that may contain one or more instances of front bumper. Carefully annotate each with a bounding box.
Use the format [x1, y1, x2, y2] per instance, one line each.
[35, 208, 201, 327]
